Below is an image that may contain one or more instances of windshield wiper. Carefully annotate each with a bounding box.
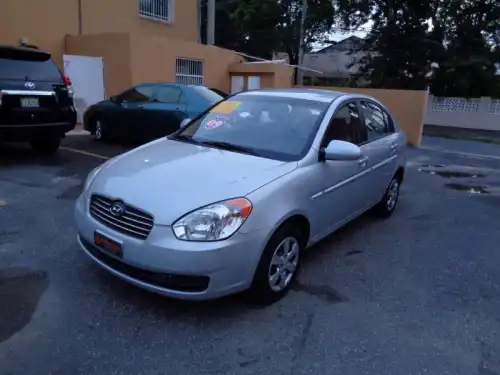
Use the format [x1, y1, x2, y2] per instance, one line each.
[172, 134, 202, 144]
[199, 140, 258, 155]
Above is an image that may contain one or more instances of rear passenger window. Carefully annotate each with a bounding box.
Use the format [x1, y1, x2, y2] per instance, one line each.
[322, 101, 367, 146]
[360, 101, 394, 141]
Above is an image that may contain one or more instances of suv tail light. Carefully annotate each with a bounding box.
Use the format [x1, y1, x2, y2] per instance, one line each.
[63, 74, 74, 97]
[63, 74, 72, 86]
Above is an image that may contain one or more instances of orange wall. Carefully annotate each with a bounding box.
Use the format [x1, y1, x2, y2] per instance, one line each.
[301, 86, 427, 146]
[65, 34, 133, 97]
[81, 0, 198, 42]
[65, 32, 244, 95]
[129, 34, 241, 93]
[0, 0, 198, 66]
[0, 0, 79, 66]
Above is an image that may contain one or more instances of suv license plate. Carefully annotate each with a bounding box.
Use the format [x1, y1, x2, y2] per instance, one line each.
[20, 97, 39, 108]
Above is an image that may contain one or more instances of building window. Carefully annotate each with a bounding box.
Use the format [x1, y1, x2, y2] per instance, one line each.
[139, 0, 172, 23]
[175, 58, 204, 85]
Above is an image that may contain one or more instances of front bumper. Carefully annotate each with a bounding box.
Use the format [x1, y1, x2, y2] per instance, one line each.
[74, 194, 267, 300]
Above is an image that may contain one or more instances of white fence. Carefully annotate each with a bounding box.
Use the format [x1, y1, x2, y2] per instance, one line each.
[424, 95, 500, 131]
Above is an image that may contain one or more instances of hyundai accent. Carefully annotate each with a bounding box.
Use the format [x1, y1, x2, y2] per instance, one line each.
[74, 88, 406, 304]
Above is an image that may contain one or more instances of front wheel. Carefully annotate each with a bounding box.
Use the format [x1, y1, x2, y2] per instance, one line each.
[374, 176, 401, 218]
[249, 223, 303, 305]
[30, 137, 61, 155]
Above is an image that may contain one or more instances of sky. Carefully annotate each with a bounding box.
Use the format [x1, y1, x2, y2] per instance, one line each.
[312, 21, 372, 50]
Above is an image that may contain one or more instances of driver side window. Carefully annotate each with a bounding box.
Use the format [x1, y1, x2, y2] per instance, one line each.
[322, 101, 366, 147]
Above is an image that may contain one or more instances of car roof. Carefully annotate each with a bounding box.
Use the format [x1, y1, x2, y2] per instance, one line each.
[236, 88, 346, 103]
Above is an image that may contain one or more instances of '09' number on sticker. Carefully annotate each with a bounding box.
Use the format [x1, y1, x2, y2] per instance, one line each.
[205, 119, 224, 129]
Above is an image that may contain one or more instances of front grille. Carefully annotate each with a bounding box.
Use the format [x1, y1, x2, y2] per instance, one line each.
[80, 236, 210, 292]
[89, 194, 154, 240]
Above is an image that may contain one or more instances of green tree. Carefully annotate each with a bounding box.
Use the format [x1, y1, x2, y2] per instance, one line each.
[228, 0, 336, 64]
[429, 0, 500, 97]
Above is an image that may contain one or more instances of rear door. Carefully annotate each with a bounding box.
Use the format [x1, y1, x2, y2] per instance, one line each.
[358, 100, 398, 204]
[0, 47, 73, 126]
[148, 85, 187, 138]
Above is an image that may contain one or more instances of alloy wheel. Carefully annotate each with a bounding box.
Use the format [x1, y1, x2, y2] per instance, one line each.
[268, 236, 300, 292]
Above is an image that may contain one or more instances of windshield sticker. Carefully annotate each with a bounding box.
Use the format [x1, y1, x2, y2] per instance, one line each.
[210, 101, 241, 114]
[205, 119, 225, 129]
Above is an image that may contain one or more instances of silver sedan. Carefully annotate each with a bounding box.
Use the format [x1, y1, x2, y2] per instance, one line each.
[74, 88, 407, 304]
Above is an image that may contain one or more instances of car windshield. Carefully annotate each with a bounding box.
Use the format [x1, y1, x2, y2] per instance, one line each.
[190, 85, 224, 104]
[173, 93, 329, 161]
[0, 49, 62, 81]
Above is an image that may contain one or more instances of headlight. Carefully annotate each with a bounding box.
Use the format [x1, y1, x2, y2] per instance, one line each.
[172, 198, 252, 241]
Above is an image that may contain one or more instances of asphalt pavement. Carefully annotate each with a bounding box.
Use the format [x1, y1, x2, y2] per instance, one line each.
[1, 135, 500, 375]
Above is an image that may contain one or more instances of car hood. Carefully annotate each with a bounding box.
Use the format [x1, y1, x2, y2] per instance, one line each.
[90, 138, 297, 225]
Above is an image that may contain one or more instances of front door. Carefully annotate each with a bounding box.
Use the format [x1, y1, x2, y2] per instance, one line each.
[114, 84, 156, 140]
[308, 101, 372, 237]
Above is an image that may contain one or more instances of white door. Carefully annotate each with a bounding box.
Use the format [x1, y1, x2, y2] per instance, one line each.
[248, 76, 261, 90]
[230, 75, 244, 94]
[63, 55, 105, 123]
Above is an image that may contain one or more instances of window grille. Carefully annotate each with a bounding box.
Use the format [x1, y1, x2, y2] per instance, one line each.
[175, 58, 204, 85]
[138, 0, 171, 22]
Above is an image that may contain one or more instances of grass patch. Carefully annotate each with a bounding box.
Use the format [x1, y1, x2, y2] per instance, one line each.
[426, 133, 500, 145]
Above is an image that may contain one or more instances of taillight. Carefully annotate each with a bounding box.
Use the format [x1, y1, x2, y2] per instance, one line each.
[63, 74, 72, 87]
[63, 74, 74, 98]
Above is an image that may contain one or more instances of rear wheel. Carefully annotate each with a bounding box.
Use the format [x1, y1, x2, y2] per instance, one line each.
[30, 137, 61, 155]
[94, 119, 106, 141]
[374, 175, 401, 218]
[249, 223, 303, 305]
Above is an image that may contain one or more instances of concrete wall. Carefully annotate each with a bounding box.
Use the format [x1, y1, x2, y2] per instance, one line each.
[424, 95, 500, 132]
[65, 33, 293, 97]
[0, 0, 198, 67]
[300, 86, 428, 146]
[129, 34, 242, 93]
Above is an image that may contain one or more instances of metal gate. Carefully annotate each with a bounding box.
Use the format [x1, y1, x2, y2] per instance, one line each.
[175, 58, 204, 85]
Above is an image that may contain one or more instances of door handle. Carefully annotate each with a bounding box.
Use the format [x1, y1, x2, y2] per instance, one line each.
[138, 105, 145, 109]
[390, 143, 397, 151]
[358, 157, 368, 167]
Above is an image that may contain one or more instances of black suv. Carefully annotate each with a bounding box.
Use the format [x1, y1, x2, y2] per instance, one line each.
[0, 45, 77, 154]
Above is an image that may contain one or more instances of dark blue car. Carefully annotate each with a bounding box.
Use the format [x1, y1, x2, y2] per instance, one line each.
[83, 83, 226, 143]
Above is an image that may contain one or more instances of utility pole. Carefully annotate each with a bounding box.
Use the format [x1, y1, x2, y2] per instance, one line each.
[207, 0, 215, 45]
[296, 0, 308, 85]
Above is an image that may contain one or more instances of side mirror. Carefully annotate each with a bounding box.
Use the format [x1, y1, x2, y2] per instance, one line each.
[322, 140, 361, 161]
[180, 118, 191, 128]
[110, 95, 120, 103]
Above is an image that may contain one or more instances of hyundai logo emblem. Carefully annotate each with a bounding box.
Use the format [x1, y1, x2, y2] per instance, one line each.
[109, 202, 126, 217]
[24, 81, 35, 89]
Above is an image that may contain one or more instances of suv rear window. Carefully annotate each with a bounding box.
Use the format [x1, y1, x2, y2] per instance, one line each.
[0, 48, 62, 82]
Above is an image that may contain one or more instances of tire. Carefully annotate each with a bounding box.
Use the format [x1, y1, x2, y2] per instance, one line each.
[94, 119, 106, 141]
[30, 137, 61, 155]
[374, 175, 401, 218]
[249, 223, 304, 305]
